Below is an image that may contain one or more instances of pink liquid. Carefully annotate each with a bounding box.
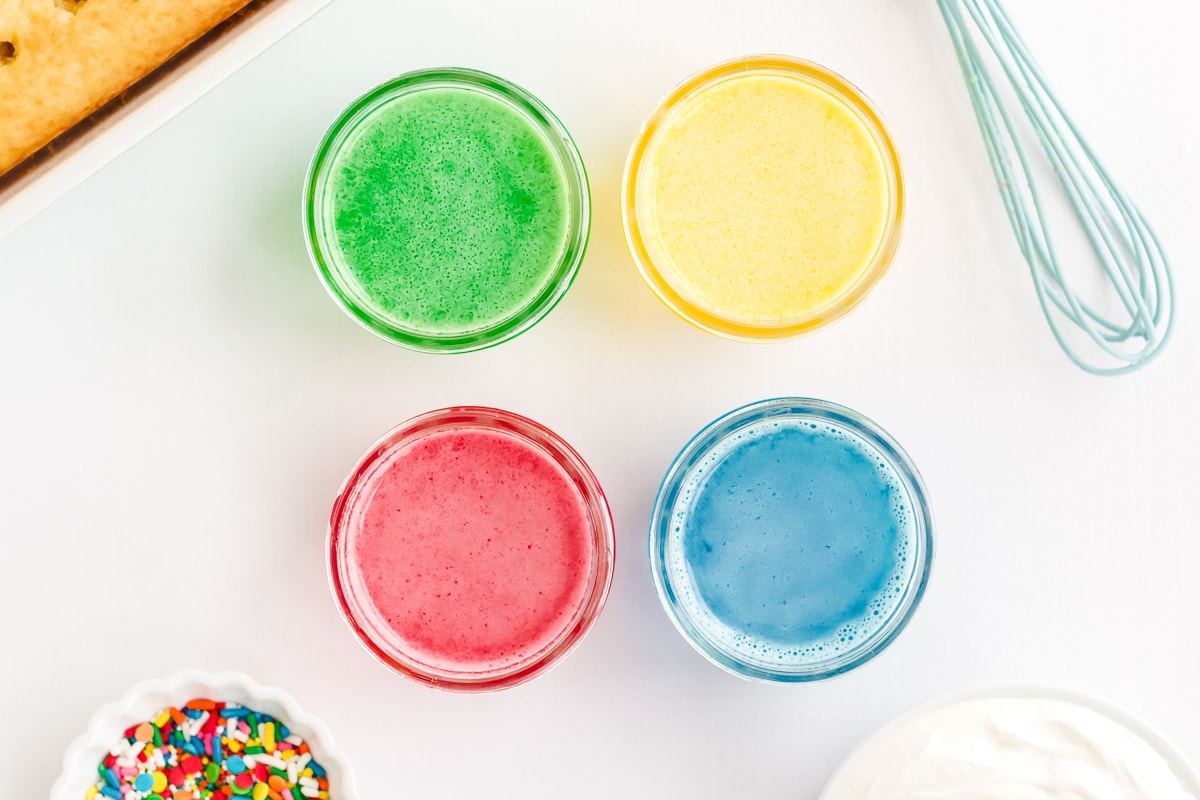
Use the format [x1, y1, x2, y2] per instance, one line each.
[342, 427, 594, 676]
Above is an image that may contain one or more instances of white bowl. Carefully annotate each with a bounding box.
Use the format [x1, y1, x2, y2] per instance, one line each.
[819, 685, 1200, 799]
[51, 670, 360, 800]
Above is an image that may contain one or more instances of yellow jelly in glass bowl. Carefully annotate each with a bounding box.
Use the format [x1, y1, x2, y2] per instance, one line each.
[623, 55, 904, 340]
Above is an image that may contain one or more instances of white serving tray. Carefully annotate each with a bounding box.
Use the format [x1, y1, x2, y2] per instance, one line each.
[0, 0, 334, 242]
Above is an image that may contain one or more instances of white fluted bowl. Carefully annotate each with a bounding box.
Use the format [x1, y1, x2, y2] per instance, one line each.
[51, 670, 359, 800]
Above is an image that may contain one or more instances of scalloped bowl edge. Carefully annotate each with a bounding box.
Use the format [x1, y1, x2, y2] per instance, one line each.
[50, 670, 360, 800]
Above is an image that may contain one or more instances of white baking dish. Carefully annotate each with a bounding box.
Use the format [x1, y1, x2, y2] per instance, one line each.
[0, 0, 334, 241]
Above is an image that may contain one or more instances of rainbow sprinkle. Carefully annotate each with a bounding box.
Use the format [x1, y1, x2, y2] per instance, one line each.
[86, 699, 329, 800]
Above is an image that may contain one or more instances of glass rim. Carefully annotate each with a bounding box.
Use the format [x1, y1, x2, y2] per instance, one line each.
[622, 55, 905, 341]
[303, 68, 591, 354]
[649, 397, 934, 682]
[327, 406, 615, 692]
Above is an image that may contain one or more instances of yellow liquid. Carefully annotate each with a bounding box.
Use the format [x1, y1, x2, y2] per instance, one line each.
[639, 72, 890, 326]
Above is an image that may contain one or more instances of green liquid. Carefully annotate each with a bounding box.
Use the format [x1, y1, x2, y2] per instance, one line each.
[325, 86, 571, 338]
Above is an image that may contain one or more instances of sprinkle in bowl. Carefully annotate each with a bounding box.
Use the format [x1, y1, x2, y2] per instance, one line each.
[51, 670, 359, 800]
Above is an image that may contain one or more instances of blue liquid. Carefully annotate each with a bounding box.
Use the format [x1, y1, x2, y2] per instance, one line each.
[664, 416, 917, 669]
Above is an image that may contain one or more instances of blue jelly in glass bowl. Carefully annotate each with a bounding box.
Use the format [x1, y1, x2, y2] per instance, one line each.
[650, 398, 934, 682]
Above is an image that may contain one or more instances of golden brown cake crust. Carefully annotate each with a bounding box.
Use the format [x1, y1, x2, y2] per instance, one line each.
[0, 0, 254, 176]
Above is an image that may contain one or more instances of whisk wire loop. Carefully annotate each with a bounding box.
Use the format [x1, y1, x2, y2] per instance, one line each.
[935, 0, 1173, 375]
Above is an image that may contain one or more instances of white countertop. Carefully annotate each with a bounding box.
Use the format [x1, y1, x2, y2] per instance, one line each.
[3, 0, 1198, 797]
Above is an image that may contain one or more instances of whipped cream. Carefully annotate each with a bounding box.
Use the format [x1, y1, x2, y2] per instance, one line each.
[824, 695, 1197, 800]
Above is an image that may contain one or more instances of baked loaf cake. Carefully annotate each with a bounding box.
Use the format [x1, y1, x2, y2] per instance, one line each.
[0, 0, 254, 176]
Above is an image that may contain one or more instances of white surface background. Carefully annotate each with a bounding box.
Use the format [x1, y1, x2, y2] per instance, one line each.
[2, 0, 1198, 797]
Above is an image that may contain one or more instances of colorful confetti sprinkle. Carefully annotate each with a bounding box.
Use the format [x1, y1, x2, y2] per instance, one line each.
[86, 699, 329, 800]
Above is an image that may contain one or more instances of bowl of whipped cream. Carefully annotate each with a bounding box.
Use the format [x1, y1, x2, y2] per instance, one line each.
[819, 685, 1200, 799]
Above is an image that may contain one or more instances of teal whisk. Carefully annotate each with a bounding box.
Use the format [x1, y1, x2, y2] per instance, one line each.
[935, 0, 1174, 375]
